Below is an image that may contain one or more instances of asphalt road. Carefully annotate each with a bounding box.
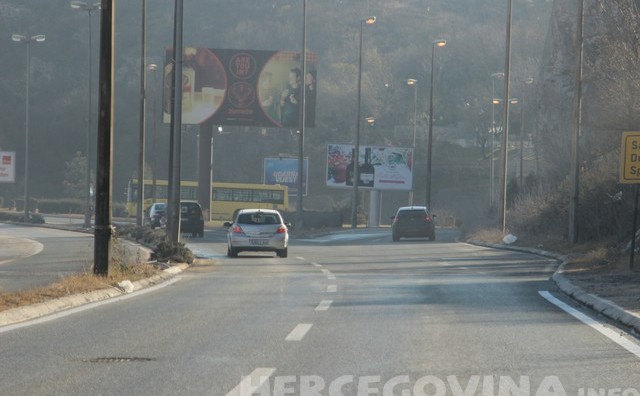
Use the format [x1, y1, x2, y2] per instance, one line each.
[1, 227, 639, 395]
[0, 223, 93, 293]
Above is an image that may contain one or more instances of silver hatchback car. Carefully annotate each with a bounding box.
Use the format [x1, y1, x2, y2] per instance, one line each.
[224, 209, 290, 258]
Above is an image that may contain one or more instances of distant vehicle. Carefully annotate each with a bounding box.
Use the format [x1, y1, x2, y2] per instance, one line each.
[180, 201, 205, 237]
[224, 209, 290, 258]
[146, 202, 167, 229]
[126, 179, 288, 221]
[391, 206, 436, 241]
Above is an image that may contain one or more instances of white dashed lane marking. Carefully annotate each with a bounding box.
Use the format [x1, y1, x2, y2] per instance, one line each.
[285, 323, 313, 341]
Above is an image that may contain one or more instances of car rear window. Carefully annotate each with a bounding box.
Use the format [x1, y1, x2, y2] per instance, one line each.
[181, 203, 202, 215]
[237, 213, 280, 225]
[398, 210, 426, 220]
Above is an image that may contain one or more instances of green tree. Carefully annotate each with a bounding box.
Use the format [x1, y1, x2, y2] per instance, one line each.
[63, 152, 89, 200]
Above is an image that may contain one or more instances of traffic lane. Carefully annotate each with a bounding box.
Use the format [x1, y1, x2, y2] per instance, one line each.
[270, 241, 640, 394]
[0, 224, 93, 293]
[0, 254, 330, 395]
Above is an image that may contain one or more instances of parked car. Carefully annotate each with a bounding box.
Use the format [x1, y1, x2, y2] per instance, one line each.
[391, 206, 436, 241]
[180, 201, 205, 237]
[224, 209, 290, 258]
[146, 202, 167, 229]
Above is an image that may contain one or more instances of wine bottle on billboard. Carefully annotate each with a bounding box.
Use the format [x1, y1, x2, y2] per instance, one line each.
[345, 148, 356, 186]
[360, 147, 375, 187]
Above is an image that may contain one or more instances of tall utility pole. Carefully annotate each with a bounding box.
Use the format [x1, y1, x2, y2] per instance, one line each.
[490, 72, 504, 206]
[136, 0, 147, 226]
[296, 0, 307, 230]
[70, 1, 100, 229]
[499, 0, 513, 234]
[520, 77, 534, 189]
[351, 16, 376, 228]
[11, 34, 46, 222]
[426, 39, 446, 210]
[167, 0, 184, 242]
[407, 78, 417, 205]
[569, 0, 585, 244]
[94, 0, 114, 275]
[148, 63, 158, 201]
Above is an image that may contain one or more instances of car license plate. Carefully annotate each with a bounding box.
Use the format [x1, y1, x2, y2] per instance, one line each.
[249, 239, 268, 245]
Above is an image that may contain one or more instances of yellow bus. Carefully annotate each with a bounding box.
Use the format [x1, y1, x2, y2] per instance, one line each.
[126, 179, 288, 220]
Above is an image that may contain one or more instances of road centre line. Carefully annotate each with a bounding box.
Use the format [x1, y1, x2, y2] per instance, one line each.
[539, 291, 640, 359]
[225, 367, 276, 396]
[285, 323, 313, 341]
[315, 300, 333, 311]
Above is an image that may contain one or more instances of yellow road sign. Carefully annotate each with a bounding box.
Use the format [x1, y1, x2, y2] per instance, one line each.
[621, 131, 640, 183]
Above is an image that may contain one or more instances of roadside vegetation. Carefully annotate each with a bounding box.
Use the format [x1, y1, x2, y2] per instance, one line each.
[0, 223, 194, 313]
[467, 153, 639, 276]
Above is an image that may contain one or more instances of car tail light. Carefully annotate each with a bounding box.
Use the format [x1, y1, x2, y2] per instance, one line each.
[425, 214, 432, 222]
[276, 225, 287, 234]
[233, 225, 244, 234]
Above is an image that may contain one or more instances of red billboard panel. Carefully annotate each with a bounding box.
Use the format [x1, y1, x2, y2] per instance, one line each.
[163, 48, 317, 128]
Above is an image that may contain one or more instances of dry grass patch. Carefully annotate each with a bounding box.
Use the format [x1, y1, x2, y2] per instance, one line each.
[467, 228, 505, 244]
[0, 263, 160, 313]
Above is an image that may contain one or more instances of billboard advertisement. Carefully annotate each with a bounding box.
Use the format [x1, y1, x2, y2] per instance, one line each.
[264, 157, 308, 197]
[0, 152, 16, 183]
[163, 48, 317, 128]
[326, 144, 413, 191]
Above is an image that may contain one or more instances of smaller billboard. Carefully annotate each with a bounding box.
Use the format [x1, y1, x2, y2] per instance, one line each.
[326, 144, 413, 191]
[264, 157, 308, 196]
[0, 152, 16, 183]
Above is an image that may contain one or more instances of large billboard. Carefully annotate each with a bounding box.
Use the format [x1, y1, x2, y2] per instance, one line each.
[264, 157, 308, 197]
[326, 144, 413, 191]
[163, 48, 317, 128]
[0, 152, 16, 183]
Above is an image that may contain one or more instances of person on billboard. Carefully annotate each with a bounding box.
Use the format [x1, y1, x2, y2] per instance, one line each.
[279, 68, 302, 127]
[304, 70, 317, 127]
[259, 71, 280, 122]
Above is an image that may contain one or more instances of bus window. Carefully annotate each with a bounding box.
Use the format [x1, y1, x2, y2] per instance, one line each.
[233, 189, 251, 202]
[252, 190, 270, 203]
[213, 188, 233, 201]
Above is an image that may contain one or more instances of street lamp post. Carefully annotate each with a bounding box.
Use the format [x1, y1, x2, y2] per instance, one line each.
[426, 39, 446, 210]
[407, 78, 417, 205]
[520, 77, 534, 189]
[500, 0, 514, 234]
[12, 34, 46, 221]
[136, 0, 147, 227]
[70, 1, 100, 229]
[490, 72, 504, 206]
[147, 63, 158, 202]
[351, 15, 376, 229]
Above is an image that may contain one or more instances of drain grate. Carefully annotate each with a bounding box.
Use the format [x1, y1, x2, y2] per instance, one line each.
[83, 357, 156, 363]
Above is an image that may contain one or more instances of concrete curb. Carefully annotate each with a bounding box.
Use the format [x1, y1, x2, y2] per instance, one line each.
[0, 263, 189, 328]
[467, 239, 640, 335]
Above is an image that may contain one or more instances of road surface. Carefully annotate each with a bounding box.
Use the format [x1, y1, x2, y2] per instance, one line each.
[0, 227, 639, 395]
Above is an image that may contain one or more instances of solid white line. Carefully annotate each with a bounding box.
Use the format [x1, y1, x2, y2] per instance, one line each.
[225, 367, 276, 396]
[285, 323, 312, 341]
[539, 291, 640, 359]
[315, 300, 333, 311]
[327, 285, 337, 293]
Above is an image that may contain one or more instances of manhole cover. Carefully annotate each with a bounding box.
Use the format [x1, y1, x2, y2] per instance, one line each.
[83, 357, 156, 363]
